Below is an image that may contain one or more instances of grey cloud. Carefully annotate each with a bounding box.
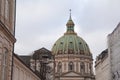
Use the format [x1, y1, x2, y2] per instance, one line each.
[15, 0, 120, 60]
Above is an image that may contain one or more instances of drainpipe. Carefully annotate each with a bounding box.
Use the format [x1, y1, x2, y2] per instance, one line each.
[11, 0, 16, 80]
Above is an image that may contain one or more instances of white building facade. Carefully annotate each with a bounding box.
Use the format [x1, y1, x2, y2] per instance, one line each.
[108, 23, 120, 80]
[0, 0, 16, 80]
[95, 49, 111, 80]
[95, 23, 120, 80]
[13, 54, 40, 80]
[0, 0, 41, 80]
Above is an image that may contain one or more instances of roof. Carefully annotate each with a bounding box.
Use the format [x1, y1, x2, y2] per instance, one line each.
[52, 34, 91, 55]
[32, 47, 53, 60]
[96, 49, 108, 61]
[19, 56, 31, 66]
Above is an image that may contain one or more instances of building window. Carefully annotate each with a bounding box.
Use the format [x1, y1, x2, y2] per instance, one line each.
[64, 63, 66, 70]
[0, 0, 1, 12]
[80, 62, 85, 74]
[76, 62, 78, 72]
[89, 63, 92, 74]
[69, 42, 73, 49]
[69, 61, 74, 71]
[80, 50, 84, 55]
[2, 48, 8, 80]
[5, 0, 9, 20]
[57, 62, 62, 73]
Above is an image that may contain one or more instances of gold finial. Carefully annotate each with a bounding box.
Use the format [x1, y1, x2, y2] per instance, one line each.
[66, 9, 74, 27]
[66, 9, 75, 34]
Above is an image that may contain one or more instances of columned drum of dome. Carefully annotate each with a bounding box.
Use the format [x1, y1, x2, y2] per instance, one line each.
[52, 11, 95, 80]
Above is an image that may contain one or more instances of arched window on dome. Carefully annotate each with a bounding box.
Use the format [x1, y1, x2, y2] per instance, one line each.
[58, 42, 63, 54]
[2, 47, 8, 80]
[68, 61, 74, 71]
[57, 62, 62, 73]
[79, 42, 84, 54]
[80, 50, 84, 55]
[69, 42, 73, 49]
[80, 62, 85, 74]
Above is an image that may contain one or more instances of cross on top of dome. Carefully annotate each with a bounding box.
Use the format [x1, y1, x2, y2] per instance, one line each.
[69, 9, 72, 20]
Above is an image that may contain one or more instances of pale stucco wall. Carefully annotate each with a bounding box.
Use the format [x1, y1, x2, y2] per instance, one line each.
[0, 30, 14, 80]
[0, 0, 16, 80]
[95, 55, 111, 80]
[55, 54, 94, 80]
[108, 23, 120, 80]
[95, 23, 120, 80]
[13, 55, 40, 80]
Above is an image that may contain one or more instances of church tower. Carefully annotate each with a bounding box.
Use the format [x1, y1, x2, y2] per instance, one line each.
[0, 0, 16, 80]
[52, 10, 95, 80]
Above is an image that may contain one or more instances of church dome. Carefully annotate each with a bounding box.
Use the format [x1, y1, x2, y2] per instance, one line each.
[52, 12, 91, 55]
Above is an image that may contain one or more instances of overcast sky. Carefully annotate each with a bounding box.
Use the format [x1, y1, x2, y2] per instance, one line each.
[15, 0, 120, 60]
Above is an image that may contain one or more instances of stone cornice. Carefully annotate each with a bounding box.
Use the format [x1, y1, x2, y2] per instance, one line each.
[55, 72, 94, 78]
[0, 21, 16, 43]
[55, 54, 93, 60]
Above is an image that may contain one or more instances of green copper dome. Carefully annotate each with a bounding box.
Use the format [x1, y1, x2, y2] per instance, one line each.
[52, 12, 91, 55]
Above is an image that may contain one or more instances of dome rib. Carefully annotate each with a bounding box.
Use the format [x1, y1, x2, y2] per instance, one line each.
[52, 35, 91, 55]
[52, 13, 91, 56]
